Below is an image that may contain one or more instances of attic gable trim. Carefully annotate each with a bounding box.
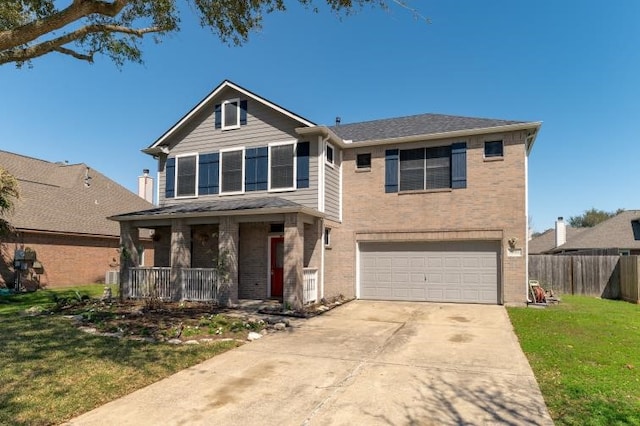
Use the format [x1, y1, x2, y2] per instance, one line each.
[144, 80, 316, 155]
[297, 121, 542, 149]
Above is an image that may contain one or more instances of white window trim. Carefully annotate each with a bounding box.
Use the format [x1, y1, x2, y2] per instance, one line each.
[219, 147, 245, 195]
[324, 228, 331, 247]
[268, 140, 297, 192]
[325, 142, 335, 167]
[221, 98, 241, 131]
[174, 152, 199, 199]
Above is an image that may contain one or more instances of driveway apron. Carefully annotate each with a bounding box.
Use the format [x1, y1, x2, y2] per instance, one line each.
[67, 301, 553, 425]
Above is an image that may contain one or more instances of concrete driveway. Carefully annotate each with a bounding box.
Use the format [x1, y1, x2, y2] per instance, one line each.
[68, 301, 552, 425]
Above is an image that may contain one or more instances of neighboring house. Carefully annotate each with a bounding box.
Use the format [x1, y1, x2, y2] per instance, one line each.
[532, 213, 640, 255]
[528, 217, 587, 254]
[111, 80, 541, 307]
[0, 151, 155, 288]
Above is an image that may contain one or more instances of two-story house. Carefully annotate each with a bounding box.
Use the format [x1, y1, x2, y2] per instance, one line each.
[111, 80, 541, 307]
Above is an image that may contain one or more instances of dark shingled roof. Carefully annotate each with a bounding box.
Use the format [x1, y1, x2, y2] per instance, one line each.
[0, 150, 154, 237]
[528, 226, 587, 254]
[552, 210, 640, 251]
[329, 113, 528, 142]
[111, 197, 306, 219]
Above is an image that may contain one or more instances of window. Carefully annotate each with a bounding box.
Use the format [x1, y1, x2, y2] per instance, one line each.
[326, 143, 335, 166]
[356, 153, 371, 169]
[222, 99, 240, 130]
[324, 228, 331, 246]
[220, 149, 243, 193]
[176, 155, 197, 197]
[484, 140, 504, 158]
[399, 146, 451, 191]
[269, 143, 295, 190]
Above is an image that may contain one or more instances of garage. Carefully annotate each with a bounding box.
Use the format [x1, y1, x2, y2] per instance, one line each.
[359, 241, 500, 304]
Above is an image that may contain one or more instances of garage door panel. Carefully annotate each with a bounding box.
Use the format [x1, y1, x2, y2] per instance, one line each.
[360, 241, 499, 304]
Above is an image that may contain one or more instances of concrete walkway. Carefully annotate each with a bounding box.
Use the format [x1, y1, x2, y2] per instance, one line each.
[67, 301, 553, 425]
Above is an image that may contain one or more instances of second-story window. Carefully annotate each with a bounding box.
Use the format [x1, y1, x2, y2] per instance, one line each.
[399, 146, 451, 191]
[270, 143, 295, 190]
[326, 143, 335, 166]
[221, 149, 243, 193]
[222, 99, 240, 130]
[176, 155, 197, 197]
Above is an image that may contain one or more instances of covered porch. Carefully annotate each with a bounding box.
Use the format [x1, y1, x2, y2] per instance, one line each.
[110, 198, 324, 309]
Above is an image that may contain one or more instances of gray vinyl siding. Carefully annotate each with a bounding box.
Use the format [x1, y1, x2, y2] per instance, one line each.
[324, 149, 341, 222]
[157, 87, 318, 209]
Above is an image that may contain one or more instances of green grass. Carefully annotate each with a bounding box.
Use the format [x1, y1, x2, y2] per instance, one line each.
[508, 296, 640, 425]
[0, 286, 240, 425]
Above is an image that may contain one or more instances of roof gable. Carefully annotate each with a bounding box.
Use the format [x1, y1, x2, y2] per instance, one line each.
[145, 80, 316, 153]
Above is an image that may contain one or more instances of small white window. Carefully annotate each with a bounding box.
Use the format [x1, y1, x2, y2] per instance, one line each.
[222, 98, 240, 130]
[324, 228, 331, 246]
[326, 143, 335, 166]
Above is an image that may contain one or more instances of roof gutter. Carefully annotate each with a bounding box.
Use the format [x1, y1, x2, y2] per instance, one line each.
[296, 122, 543, 149]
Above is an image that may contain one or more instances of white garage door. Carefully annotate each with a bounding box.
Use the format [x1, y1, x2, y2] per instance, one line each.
[359, 241, 499, 304]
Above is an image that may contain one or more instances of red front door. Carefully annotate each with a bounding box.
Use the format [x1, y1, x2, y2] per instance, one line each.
[270, 237, 284, 298]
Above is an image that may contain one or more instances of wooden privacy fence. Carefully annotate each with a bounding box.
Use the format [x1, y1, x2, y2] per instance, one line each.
[529, 255, 640, 302]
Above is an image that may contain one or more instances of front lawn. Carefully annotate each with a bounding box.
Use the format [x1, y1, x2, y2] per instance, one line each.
[0, 286, 253, 425]
[508, 296, 640, 425]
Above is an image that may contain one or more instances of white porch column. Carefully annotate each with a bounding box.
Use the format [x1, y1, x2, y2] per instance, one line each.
[284, 213, 304, 310]
[218, 217, 239, 306]
[119, 222, 140, 300]
[170, 219, 191, 301]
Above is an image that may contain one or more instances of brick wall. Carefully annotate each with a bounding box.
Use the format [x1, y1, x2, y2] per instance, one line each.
[0, 231, 154, 288]
[326, 130, 529, 304]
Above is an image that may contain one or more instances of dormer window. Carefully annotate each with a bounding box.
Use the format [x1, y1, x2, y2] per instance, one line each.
[215, 99, 248, 130]
[222, 99, 240, 130]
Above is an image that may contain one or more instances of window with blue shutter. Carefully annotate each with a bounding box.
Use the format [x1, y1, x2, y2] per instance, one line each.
[451, 142, 467, 189]
[165, 157, 175, 198]
[245, 147, 268, 191]
[240, 100, 248, 125]
[385, 149, 399, 193]
[198, 153, 219, 195]
[215, 99, 248, 129]
[296, 141, 310, 188]
[214, 104, 222, 129]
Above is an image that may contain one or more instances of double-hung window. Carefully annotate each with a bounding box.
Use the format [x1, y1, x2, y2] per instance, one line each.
[176, 154, 197, 197]
[220, 149, 244, 193]
[269, 143, 295, 190]
[399, 146, 451, 191]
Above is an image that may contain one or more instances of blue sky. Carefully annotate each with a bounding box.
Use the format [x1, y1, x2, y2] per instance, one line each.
[1, 1, 638, 232]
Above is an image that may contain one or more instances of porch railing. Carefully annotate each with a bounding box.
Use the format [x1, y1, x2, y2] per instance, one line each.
[127, 267, 218, 301]
[303, 268, 318, 304]
[181, 268, 218, 301]
[128, 267, 171, 299]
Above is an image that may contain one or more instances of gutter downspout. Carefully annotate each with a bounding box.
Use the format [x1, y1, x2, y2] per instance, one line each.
[525, 135, 532, 303]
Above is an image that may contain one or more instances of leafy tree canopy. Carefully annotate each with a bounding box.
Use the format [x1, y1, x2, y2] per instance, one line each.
[0, 0, 424, 66]
[568, 207, 624, 228]
[0, 167, 20, 236]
